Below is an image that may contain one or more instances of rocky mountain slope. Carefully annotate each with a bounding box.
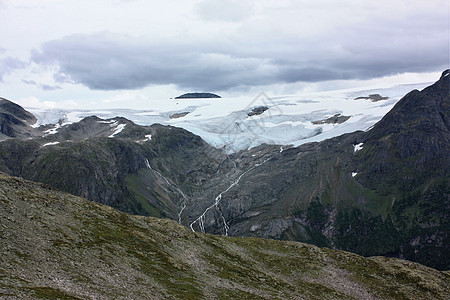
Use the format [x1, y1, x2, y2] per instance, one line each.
[0, 71, 448, 271]
[1, 172, 449, 299]
[0, 112, 226, 219]
[184, 70, 450, 270]
[189, 69, 450, 270]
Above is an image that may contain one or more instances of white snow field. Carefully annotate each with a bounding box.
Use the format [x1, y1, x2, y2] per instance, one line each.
[27, 82, 429, 153]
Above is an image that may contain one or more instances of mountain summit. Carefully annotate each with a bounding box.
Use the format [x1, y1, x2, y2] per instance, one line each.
[364, 68, 450, 172]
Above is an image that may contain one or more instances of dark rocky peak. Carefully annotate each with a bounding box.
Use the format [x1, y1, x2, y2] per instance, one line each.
[357, 70, 450, 182]
[365, 69, 449, 145]
[175, 92, 221, 99]
[53, 115, 154, 142]
[0, 97, 37, 124]
[0, 97, 38, 139]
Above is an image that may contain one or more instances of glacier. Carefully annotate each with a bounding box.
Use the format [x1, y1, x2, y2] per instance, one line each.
[26, 82, 430, 153]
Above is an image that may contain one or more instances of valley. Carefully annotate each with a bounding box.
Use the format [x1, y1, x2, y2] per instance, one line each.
[0, 70, 448, 273]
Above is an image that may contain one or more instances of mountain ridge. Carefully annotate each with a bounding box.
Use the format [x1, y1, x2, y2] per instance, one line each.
[0, 71, 448, 270]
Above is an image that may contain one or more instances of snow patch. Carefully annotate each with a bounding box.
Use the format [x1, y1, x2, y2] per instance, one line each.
[98, 119, 116, 124]
[108, 123, 126, 138]
[43, 141, 60, 147]
[136, 134, 152, 143]
[31, 121, 40, 128]
[44, 124, 61, 135]
[353, 143, 364, 152]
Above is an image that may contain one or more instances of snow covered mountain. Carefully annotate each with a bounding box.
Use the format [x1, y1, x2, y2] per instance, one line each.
[26, 82, 430, 152]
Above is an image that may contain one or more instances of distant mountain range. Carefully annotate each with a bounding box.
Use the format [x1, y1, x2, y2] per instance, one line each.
[0, 70, 448, 272]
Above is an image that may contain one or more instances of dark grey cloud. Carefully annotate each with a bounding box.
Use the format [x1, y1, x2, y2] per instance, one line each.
[0, 56, 27, 81]
[31, 33, 277, 91]
[41, 84, 62, 91]
[22, 79, 62, 91]
[22, 79, 37, 85]
[30, 17, 448, 92]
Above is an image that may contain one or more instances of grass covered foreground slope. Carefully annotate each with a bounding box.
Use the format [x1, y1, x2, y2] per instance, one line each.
[1, 173, 449, 299]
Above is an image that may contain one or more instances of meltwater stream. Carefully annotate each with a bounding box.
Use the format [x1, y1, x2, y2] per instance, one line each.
[189, 158, 271, 236]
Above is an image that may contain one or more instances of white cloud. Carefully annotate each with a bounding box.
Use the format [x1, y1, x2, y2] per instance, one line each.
[16, 96, 56, 109]
[16, 96, 78, 109]
[194, 0, 255, 22]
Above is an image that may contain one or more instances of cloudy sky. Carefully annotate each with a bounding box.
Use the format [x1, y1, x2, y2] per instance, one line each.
[0, 0, 448, 108]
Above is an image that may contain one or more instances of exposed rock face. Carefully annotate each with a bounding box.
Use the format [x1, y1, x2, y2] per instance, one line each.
[312, 114, 351, 125]
[170, 111, 190, 118]
[1, 172, 449, 299]
[354, 94, 389, 101]
[175, 92, 221, 99]
[247, 106, 269, 116]
[363, 69, 450, 173]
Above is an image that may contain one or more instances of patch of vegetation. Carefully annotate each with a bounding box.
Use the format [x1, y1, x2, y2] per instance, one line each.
[306, 198, 327, 230]
[335, 207, 403, 256]
[125, 174, 161, 217]
[30, 287, 82, 300]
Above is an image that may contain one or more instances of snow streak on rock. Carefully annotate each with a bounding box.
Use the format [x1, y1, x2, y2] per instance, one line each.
[144, 158, 187, 224]
[189, 157, 271, 236]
